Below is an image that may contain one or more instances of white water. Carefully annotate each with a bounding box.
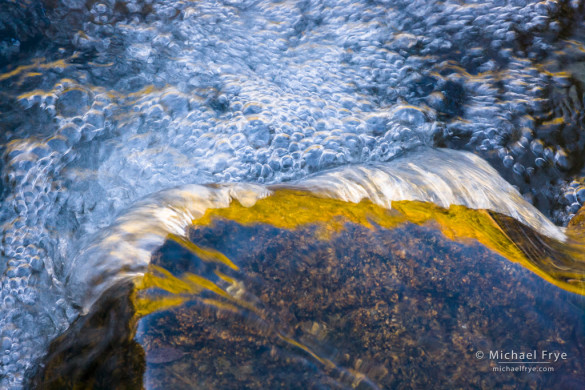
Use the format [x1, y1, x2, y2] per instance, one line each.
[1, 0, 584, 388]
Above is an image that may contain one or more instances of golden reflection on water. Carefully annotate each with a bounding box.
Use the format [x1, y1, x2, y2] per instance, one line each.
[133, 190, 585, 328]
[132, 189, 585, 377]
[0, 54, 78, 82]
[134, 263, 337, 374]
[166, 233, 239, 271]
[184, 190, 585, 295]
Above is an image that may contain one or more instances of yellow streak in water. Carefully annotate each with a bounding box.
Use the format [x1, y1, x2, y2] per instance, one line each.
[195, 190, 397, 235]
[200, 298, 241, 313]
[136, 265, 200, 295]
[168, 233, 239, 270]
[134, 296, 188, 318]
[214, 270, 238, 285]
[278, 334, 326, 365]
[135, 263, 339, 374]
[183, 273, 233, 300]
[0, 54, 78, 81]
[192, 190, 585, 295]
[542, 116, 565, 126]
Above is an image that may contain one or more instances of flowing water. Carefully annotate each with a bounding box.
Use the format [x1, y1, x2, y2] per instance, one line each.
[2, 0, 585, 388]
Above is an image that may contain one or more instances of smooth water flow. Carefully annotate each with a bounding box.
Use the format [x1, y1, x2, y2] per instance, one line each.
[67, 147, 565, 316]
[1, 0, 585, 388]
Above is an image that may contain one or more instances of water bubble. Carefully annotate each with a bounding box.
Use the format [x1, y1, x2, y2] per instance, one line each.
[272, 134, 290, 149]
[31, 256, 44, 273]
[56, 88, 92, 117]
[543, 147, 554, 161]
[503, 155, 514, 168]
[569, 202, 581, 214]
[94, 3, 108, 15]
[288, 142, 300, 153]
[576, 187, 585, 204]
[2, 337, 11, 351]
[513, 163, 525, 176]
[319, 149, 337, 169]
[268, 157, 281, 171]
[391, 106, 428, 128]
[229, 133, 247, 150]
[243, 102, 263, 115]
[46, 137, 69, 153]
[260, 164, 272, 178]
[554, 149, 571, 170]
[366, 114, 389, 136]
[281, 155, 293, 170]
[1, 355, 10, 365]
[15, 266, 31, 278]
[3, 296, 15, 307]
[530, 139, 544, 155]
[61, 0, 86, 9]
[244, 120, 273, 149]
[59, 124, 81, 145]
[565, 192, 577, 204]
[303, 145, 323, 172]
[160, 93, 190, 118]
[9, 351, 19, 362]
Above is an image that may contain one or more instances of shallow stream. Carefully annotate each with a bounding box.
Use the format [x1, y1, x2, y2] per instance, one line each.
[2, 0, 585, 388]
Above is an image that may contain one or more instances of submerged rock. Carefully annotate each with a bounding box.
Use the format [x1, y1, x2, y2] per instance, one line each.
[33, 192, 585, 389]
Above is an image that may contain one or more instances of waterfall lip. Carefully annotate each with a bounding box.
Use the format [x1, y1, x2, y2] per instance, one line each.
[65, 182, 272, 313]
[275, 147, 565, 243]
[67, 147, 566, 313]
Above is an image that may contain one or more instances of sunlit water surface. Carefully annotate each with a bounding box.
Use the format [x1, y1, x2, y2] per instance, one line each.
[2, 0, 585, 388]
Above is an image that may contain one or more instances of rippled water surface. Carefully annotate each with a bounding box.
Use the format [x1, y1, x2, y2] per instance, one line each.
[2, 0, 585, 388]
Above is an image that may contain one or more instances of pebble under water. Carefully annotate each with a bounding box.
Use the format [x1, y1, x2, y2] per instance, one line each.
[2, 0, 585, 388]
